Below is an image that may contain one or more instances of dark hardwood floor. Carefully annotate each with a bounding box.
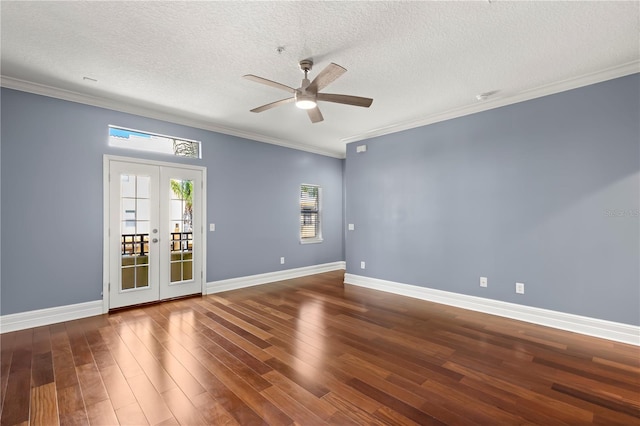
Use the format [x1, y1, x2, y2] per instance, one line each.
[1, 270, 639, 425]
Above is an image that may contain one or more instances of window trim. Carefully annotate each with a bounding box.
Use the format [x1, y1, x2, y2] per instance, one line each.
[300, 184, 323, 244]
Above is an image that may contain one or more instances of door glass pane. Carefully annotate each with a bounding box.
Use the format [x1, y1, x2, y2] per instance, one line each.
[121, 174, 135, 198]
[137, 266, 149, 287]
[169, 178, 194, 283]
[136, 175, 150, 198]
[136, 199, 150, 221]
[122, 267, 135, 290]
[120, 173, 152, 291]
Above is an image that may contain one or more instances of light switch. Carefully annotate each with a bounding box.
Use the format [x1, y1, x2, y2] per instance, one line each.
[348, 223, 355, 231]
[209, 223, 215, 232]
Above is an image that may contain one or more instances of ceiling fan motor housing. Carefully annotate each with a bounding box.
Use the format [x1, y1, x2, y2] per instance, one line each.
[299, 59, 313, 73]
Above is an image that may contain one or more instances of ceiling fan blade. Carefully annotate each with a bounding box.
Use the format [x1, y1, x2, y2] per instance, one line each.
[307, 63, 346, 93]
[250, 97, 295, 113]
[307, 106, 324, 123]
[317, 93, 373, 108]
[243, 75, 295, 93]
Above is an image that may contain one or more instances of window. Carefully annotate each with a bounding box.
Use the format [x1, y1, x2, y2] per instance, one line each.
[300, 184, 322, 243]
[108, 126, 201, 158]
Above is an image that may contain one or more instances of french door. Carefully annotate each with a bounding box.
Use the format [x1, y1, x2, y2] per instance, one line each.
[106, 158, 204, 309]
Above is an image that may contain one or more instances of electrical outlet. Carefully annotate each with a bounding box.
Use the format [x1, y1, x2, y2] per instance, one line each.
[209, 223, 215, 232]
[348, 223, 355, 231]
[280, 257, 285, 265]
[360, 261, 366, 269]
[516, 282, 525, 294]
[480, 277, 488, 287]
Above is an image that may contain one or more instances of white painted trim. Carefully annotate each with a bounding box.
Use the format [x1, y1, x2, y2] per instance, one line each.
[0, 301, 103, 334]
[103, 154, 208, 171]
[103, 155, 207, 311]
[207, 261, 346, 294]
[344, 274, 640, 346]
[0, 76, 344, 159]
[341, 61, 640, 144]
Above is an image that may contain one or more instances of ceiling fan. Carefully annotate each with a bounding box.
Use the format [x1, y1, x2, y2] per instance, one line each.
[243, 59, 373, 123]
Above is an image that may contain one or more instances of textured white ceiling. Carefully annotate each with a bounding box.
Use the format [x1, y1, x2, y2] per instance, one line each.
[1, 1, 639, 157]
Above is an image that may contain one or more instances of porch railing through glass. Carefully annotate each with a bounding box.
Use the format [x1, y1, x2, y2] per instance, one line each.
[121, 232, 193, 256]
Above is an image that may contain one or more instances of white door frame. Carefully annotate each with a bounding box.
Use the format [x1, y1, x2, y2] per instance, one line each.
[102, 154, 207, 313]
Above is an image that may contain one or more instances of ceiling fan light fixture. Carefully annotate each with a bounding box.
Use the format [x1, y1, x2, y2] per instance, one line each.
[295, 92, 317, 109]
[245, 60, 373, 123]
[295, 100, 317, 110]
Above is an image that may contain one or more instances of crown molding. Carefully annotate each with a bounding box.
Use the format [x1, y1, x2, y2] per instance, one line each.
[342, 61, 640, 144]
[0, 76, 345, 159]
[4, 61, 637, 157]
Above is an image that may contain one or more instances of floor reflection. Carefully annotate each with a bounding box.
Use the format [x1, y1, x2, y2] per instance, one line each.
[293, 300, 326, 376]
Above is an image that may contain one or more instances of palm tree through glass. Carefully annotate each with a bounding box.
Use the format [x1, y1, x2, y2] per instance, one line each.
[170, 179, 194, 283]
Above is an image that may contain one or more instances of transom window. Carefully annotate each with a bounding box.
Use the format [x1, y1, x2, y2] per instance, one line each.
[300, 184, 322, 243]
[109, 126, 201, 159]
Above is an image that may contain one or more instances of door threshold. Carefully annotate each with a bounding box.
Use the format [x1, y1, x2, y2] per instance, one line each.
[108, 293, 203, 313]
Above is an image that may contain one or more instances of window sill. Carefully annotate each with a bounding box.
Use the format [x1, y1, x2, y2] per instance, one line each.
[300, 238, 323, 245]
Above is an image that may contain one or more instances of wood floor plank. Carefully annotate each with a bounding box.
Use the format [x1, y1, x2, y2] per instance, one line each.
[126, 319, 206, 398]
[262, 370, 337, 420]
[65, 323, 94, 368]
[75, 363, 109, 407]
[56, 385, 88, 426]
[0, 335, 14, 414]
[125, 374, 175, 425]
[114, 323, 177, 394]
[264, 352, 330, 398]
[2, 336, 32, 426]
[85, 399, 118, 426]
[185, 347, 266, 425]
[114, 402, 149, 426]
[31, 327, 52, 355]
[31, 351, 55, 387]
[160, 387, 208, 426]
[198, 328, 273, 392]
[373, 405, 423, 426]
[98, 365, 136, 411]
[346, 377, 446, 425]
[322, 391, 391, 426]
[84, 329, 116, 371]
[30, 382, 59, 426]
[190, 346, 292, 425]
[260, 385, 327, 425]
[444, 360, 595, 423]
[190, 392, 239, 426]
[58, 408, 89, 426]
[552, 382, 640, 418]
[98, 325, 145, 379]
[3, 271, 639, 425]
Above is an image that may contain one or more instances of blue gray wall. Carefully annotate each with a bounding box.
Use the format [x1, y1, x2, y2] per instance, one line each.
[346, 74, 640, 326]
[1, 88, 344, 316]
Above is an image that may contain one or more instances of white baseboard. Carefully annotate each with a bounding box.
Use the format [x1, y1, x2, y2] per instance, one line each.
[207, 261, 346, 294]
[0, 300, 103, 334]
[344, 274, 640, 346]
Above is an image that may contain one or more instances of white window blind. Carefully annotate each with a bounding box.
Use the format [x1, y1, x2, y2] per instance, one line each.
[300, 185, 322, 242]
